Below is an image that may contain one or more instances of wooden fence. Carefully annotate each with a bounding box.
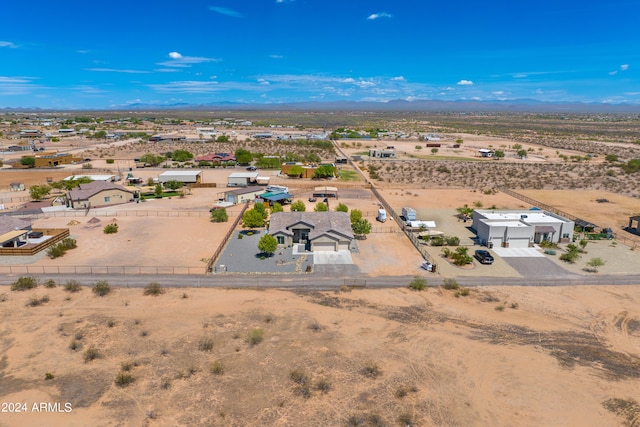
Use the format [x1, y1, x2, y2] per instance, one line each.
[0, 228, 70, 256]
[206, 201, 250, 273]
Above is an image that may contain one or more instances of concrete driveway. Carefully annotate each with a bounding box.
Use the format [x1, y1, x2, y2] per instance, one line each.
[492, 247, 545, 258]
[313, 250, 353, 265]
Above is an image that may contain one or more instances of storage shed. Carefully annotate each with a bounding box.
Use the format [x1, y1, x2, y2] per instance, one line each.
[227, 172, 259, 187]
[158, 170, 203, 184]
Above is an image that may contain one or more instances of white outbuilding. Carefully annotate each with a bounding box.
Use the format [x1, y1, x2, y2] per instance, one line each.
[158, 170, 203, 184]
[472, 209, 574, 248]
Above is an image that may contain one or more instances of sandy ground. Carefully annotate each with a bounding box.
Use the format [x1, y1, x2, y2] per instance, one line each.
[0, 285, 639, 426]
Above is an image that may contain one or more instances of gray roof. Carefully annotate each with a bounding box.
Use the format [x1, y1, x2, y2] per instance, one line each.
[225, 186, 265, 196]
[0, 217, 31, 235]
[269, 212, 353, 241]
[67, 181, 132, 201]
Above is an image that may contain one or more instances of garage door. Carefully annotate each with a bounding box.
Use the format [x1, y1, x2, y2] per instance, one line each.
[337, 242, 350, 251]
[312, 242, 336, 251]
[491, 238, 503, 248]
[508, 238, 530, 248]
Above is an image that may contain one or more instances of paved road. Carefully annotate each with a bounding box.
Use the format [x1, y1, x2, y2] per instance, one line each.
[1, 271, 639, 290]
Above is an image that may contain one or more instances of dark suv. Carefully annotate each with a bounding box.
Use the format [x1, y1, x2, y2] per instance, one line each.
[475, 249, 494, 264]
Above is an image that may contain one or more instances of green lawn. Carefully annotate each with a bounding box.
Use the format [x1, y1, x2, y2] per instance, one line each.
[338, 170, 361, 181]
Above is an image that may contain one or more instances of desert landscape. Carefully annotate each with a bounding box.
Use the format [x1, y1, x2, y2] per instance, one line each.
[1, 111, 640, 426]
[1, 283, 640, 427]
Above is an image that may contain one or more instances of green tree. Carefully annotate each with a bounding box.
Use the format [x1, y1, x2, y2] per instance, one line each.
[29, 185, 51, 201]
[512, 143, 522, 151]
[253, 202, 268, 219]
[455, 139, 464, 144]
[154, 183, 163, 198]
[313, 164, 336, 179]
[235, 149, 253, 165]
[216, 135, 230, 143]
[517, 149, 528, 158]
[287, 165, 304, 178]
[140, 153, 165, 166]
[92, 130, 107, 139]
[210, 208, 228, 223]
[291, 200, 306, 212]
[242, 209, 265, 228]
[314, 202, 328, 212]
[605, 154, 619, 162]
[164, 180, 184, 190]
[352, 218, 372, 238]
[171, 150, 193, 162]
[21, 156, 36, 167]
[258, 234, 278, 257]
[271, 202, 284, 213]
[456, 204, 474, 219]
[431, 148, 439, 155]
[350, 209, 363, 223]
[335, 203, 348, 212]
[494, 150, 505, 159]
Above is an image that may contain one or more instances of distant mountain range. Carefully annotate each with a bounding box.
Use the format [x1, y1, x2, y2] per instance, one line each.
[3, 99, 640, 113]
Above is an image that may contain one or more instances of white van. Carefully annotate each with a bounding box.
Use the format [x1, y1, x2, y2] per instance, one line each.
[377, 209, 387, 222]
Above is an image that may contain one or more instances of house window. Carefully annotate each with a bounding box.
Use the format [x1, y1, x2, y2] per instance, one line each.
[562, 233, 570, 238]
[277, 236, 284, 244]
[104, 196, 110, 202]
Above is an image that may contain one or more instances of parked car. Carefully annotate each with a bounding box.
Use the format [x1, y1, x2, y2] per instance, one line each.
[246, 166, 257, 171]
[474, 249, 494, 264]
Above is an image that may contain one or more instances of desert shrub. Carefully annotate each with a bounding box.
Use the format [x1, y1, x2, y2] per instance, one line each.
[92, 280, 111, 296]
[106, 159, 115, 164]
[198, 337, 214, 352]
[64, 280, 82, 292]
[443, 278, 460, 290]
[107, 319, 116, 328]
[103, 223, 118, 234]
[11, 276, 38, 291]
[451, 247, 473, 265]
[83, 346, 101, 362]
[247, 328, 265, 345]
[446, 236, 460, 246]
[26, 295, 50, 307]
[315, 378, 331, 393]
[210, 360, 224, 375]
[290, 369, 309, 385]
[361, 362, 381, 379]
[60, 238, 77, 250]
[495, 304, 505, 311]
[454, 287, 471, 297]
[210, 208, 228, 223]
[398, 413, 416, 426]
[308, 322, 322, 332]
[408, 276, 426, 291]
[44, 279, 57, 288]
[430, 236, 445, 246]
[47, 244, 66, 259]
[544, 249, 557, 255]
[115, 372, 135, 387]
[44, 372, 55, 380]
[143, 282, 165, 296]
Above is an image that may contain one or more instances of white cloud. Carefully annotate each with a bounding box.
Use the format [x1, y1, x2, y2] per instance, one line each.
[492, 91, 505, 95]
[275, 0, 294, 3]
[609, 70, 618, 76]
[269, 54, 284, 59]
[0, 75, 39, 95]
[0, 41, 17, 48]
[390, 76, 405, 81]
[157, 52, 219, 68]
[73, 85, 108, 94]
[621, 64, 629, 71]
[367, 12, 392, 20]
[149, 81, 221, 93]
[208, 6, 243, 18]
[85, 68, 151, 74]
[258, 78, 270, 85]
[457, 80, 474, 86]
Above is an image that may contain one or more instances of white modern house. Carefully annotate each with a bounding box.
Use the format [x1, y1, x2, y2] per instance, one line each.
[227, 172, 259, 187]
[472, 209, 574, 248]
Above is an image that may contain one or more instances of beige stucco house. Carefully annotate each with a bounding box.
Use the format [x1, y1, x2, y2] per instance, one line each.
[67, 181, 134, 209]
[268, 212, 353, 252]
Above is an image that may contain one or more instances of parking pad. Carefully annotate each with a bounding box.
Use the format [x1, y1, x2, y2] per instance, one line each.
[313, 250, 353, 265]
[492, 247, 545, 258]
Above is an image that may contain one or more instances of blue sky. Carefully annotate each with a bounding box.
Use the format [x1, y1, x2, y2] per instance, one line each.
[1, 0, 639, 109]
